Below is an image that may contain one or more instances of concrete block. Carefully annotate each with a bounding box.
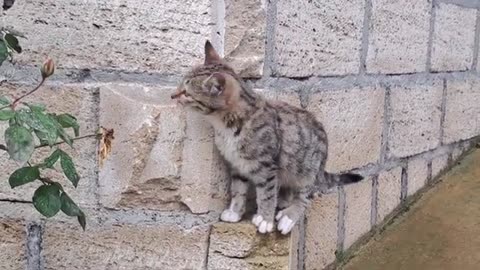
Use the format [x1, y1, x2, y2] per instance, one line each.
[407, 157, 429, 196]
[0, 83, 99, 208]
[43, 223, 209, 270]
[208, 222, 290, 270]
[305, 192, 339, 270]
[443, 78, 480, 143]
[274, 0, 364, 76]
[0, 219, 26, 270]
[376, 167, 402, 223]
[98, 83, 227, 213]
[367, 0, 431, 74]
[309, 86, 385, 172]
[432, 154, 449, 179]
[431, 3, 477, 71]
[224, 0, 266, 78]
[3, 0, 213, 73]
[344, 179, 372, 249]
[388, 81, 443, 158]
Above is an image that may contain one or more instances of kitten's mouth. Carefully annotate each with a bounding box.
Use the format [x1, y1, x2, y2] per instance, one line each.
[171, 90, 191, 100]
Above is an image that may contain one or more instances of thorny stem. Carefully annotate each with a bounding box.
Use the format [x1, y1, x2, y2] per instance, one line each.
[0, 133, 99, 152]
[0, 77, 46, 111]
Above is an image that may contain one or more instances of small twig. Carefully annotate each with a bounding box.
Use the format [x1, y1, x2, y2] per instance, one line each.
[0, 77, 46, 110]
[35, 134, 98, 149]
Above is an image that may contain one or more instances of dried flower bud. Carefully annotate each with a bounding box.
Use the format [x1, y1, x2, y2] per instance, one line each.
[41, 58, 55, 79]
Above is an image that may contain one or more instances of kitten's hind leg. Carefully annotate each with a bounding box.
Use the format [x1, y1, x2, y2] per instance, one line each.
[276, 186, 311, 235]
[221, 174, 249, 223]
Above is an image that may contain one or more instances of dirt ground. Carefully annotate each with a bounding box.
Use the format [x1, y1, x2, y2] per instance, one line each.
[342, 148, 480, 270]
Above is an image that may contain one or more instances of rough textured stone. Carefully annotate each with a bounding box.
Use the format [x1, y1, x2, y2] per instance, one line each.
[0, 219, 26, 270]
[377, 167, 402, 223]
[407, 157, 429, 196]
[432, 154, 449, 179]
[0, 83, 98, 208]
[208, 222, 290, 270]
[224, 0, 266, 78]
[305, 192, 339, 270]
[43, 223, 209, 270]
[344, 179, 372, 249]
[274, 0, 364, 76]
[3, 0, 213, 73]
[388, 81, 443, 158]
[431, 3, 477, 71]
[309, 86, 385, 172]
[99, 83, 227, 213]
[180, 111, 229, 214]
[367, 0, 431, 74]
[443, 79, 480, 143]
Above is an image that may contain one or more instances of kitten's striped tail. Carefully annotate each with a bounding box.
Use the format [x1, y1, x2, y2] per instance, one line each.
[323, 172, 364, 189]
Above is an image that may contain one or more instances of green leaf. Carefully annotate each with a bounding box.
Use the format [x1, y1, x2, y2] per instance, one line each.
[60, 192, 82, 217]
[8, 167, 40, 188]
[0, 41, 7, 65]
[4, 34, 22, 53]
[31, 109, 58, 145]
[56, 114, 80, 137]
[32, 185, 62, 218]
[34, 130, 50, 145]
[5, 125, 34, 163]
[59, 151, 79, 187]
[43, 149, 62, 168]
[0, 109, 15, 121]
[0, 96, 10, 105]
[77, 212, 86, 231]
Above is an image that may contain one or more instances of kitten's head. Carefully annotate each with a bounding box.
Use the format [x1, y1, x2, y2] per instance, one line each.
[171, 40, 242, 115]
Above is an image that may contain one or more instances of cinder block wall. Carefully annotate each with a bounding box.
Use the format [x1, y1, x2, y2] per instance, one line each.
[1, 0, 480, 269]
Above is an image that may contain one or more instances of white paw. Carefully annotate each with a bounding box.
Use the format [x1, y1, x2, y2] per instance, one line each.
[276, 212, 296, 235]
[221, 209, 241, 223]
[252, 214, 274, 234]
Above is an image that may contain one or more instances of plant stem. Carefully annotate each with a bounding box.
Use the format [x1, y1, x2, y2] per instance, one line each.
[0, 77, 46, 110]
[0, 133, 98, 152]
[35, 134, 98, 149]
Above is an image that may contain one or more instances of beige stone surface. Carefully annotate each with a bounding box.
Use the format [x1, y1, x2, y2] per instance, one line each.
[344, 179, 372, 249]
[377, 167, 402, 223]
[388, 81, 443, 158]
[274, 0, 364, 76]
[367, 0, 431, 74]
[309, 86, 385, 172]
[43, 223, 209, 270]
[224, 0, 266, 78]
[98, 83, 227, 213]
[3, 0, 213, 73]
[443, 79, 480, 143]
[432, 154, 449, 179]
[407, 157, 429, 196]
[304, 192, 339, 270]
[431, 3, 477, 71]
[0, 219, 26, 270]
[208, 222, 290, 270]
[0, 83, 98, 208]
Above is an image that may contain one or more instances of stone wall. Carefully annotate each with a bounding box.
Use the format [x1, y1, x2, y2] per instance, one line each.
[1, 0, 480, 269]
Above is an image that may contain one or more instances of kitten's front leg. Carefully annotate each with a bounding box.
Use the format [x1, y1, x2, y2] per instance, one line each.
[220, 174, 249, 223]
[252, 173, 278, 234]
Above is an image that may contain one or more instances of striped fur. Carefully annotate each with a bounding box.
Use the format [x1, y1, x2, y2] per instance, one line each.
[171, 41, 363, 234]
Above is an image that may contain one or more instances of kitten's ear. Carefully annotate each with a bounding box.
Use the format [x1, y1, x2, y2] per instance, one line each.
[204, 40, 221, 65]
[205, 72, 226, 96]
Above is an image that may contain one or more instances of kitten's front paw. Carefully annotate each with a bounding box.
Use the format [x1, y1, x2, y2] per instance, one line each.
[220, 209, 241, 223]
[275, 211, 296, 235]
[252, 214, 274, 234]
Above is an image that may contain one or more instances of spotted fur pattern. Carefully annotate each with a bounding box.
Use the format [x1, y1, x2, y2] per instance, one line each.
[171, 41, 363, 234]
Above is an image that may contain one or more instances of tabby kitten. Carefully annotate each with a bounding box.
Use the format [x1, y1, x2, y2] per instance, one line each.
[171, 41, 363, 234]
